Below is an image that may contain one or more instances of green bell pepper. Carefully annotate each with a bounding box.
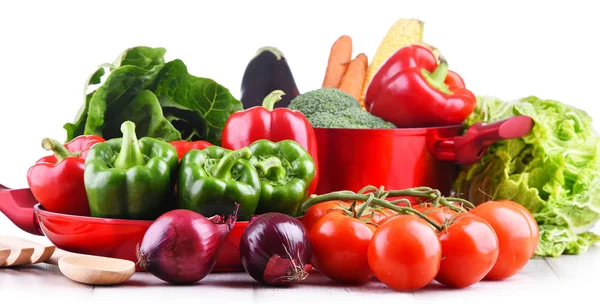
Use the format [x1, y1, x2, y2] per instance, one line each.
[177, 146, 261, 221]
[84, 121, 178, 220]
[248, 139, 316, 217]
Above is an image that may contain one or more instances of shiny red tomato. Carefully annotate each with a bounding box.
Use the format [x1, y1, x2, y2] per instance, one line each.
[368, 215, 442, 291]
[300, 201, 347, 234]
[435, 213, 499, 288]
[310, 212, 376, 284]
[470, 200, 539, 281]
[497, 200, 540, 257]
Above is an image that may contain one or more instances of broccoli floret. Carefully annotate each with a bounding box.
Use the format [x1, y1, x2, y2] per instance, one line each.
[288, 88, 396, 129]
[288, 88, 359, 113]
[307, 112, 366, 129]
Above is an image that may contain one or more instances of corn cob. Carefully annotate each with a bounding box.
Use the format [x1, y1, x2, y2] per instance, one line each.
[359, 18, 426, 108]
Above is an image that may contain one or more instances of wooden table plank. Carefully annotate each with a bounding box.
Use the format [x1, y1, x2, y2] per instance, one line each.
[1, 249, 599, 303]
[253, 271, 414, 303]
[91, 272, 256, 301]
[544, 244, 600, 282]
[0, 263, 93, 300]
[411, 257, 562, 304]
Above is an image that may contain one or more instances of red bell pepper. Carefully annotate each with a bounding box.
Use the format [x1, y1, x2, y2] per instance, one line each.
[26, 135, 105, 216]
[169, 140, 213, 160]
[221, 90, 319, 195]
[364, 45, 476, 128]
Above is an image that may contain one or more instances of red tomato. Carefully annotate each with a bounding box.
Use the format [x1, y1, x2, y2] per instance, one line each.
[300, 201, 347, 234]
[497, 200, 540, 257]
[310, 212, 376, 284]
[435, 213, 499, 288]
[368, 215, 442, 291]
[469, 200, 539, 281]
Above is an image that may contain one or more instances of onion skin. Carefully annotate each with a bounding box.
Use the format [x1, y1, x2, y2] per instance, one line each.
[137, 207, 238, 284]
[239, 212, 312, 286]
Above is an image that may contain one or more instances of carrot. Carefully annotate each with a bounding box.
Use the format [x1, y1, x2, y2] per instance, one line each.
[322, 35, 353, 88]
[339, 53, 368, 105]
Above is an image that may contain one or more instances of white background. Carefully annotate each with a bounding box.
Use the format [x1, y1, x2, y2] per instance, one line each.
[1, 1, 600, 302]
[1, 1, 599, 228]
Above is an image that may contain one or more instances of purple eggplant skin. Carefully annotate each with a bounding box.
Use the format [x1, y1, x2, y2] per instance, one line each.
[240, 47, 300, 109]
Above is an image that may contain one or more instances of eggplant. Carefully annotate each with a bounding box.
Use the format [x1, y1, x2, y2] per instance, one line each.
[240, 46, 300, 109]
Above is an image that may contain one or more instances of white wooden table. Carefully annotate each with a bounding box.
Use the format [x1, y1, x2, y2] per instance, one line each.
[1, 212, 599, 304]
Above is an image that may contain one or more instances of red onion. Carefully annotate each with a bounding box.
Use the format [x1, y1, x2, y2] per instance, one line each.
[136, 206, 238, 284]
[239, 212, 312, 286]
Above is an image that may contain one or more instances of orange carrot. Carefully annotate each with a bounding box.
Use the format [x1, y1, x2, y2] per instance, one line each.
[339, 53, 368, 104]
[322, 35, 353, 88]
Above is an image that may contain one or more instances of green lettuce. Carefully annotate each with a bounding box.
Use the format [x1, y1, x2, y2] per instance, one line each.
[452, 95, 600, 257]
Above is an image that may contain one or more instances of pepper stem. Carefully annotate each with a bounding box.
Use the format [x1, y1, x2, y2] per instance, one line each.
[113, 121, 146, 170]
[41, 138, 77, 162]
[421, 58, 452, 95]
[261, 90, 286, 111]
[211, 147, 252, 179]
[255, 156, 287, 182]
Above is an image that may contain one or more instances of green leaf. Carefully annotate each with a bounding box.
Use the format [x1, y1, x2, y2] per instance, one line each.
[64, 47, 167, 142]
[64, 92, 94, 142]
[159, 96, 205, 142]
[153, 59, 243, 145]
[118, 46, 167, 70]
[65, 67, 106, 142]
[83, 48, 166, 138]
[108, 90, 181, 141]
[536, 226, 600, 257]
[88, 67, 106, 85]
[86, 64, 165, 137]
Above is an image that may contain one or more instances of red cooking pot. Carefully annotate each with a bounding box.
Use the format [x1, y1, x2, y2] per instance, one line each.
[313, 115, 534, 196]
[0, 183, 247, 272]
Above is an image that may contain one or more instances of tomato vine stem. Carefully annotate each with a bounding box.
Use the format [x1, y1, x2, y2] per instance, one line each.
[300, 185, 477, 232]
[301, 191, 443, 231]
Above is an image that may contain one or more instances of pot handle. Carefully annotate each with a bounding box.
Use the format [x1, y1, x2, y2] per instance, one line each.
[0, 184, 43, 236]
[437, 116, 534, 165]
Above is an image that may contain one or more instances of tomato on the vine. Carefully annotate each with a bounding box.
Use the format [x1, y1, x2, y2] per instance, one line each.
[368, 214, 442, 291]
[497, 200, 540, 257]
[435, 213, 499, 288]
[469, 200, 539, 281]
[310, 212, 376, 284]
[300, 201, 348, 234]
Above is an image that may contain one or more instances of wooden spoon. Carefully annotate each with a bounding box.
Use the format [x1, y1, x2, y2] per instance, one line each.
[0, 236, 35, 267]
[0, 247, 10, 265]
[0, 236, 55, 265]
[0, 236, 135, 285]
[56, 250, 136, 285]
